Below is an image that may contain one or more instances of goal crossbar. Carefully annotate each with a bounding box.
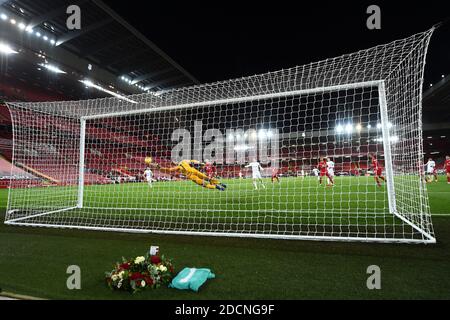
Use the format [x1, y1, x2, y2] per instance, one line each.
[80, 80, 383, 120]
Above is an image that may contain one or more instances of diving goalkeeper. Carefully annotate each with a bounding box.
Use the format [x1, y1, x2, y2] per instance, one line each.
[152, 160, 227, 191]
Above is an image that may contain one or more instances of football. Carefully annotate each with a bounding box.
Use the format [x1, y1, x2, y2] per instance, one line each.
[144, 156, 152, 165]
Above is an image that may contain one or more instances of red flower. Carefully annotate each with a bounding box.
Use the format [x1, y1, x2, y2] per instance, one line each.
[144, 276, 153, 286]
[119, 262, 130, 270]
[129, 272, 143, 280]
[150, 255, 161, 264]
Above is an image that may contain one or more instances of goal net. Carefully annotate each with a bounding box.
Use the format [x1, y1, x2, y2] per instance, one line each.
[5, 28, 436, 243]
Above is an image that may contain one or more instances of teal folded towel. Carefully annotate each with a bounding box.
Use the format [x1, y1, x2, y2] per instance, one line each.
[169, 267, 215, 292]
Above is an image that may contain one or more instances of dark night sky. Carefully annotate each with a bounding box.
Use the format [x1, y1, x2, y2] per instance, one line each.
[107, 1, 450, 85]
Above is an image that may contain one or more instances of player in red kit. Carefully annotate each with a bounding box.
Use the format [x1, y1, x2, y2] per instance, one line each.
[204, 160, 217, 179]
[271, 167, 280, 183]
[445, 155, 450, 185]
[369, 154, 386, 187]
[433, 165, 438, 183]
[318, 157, 331, 185]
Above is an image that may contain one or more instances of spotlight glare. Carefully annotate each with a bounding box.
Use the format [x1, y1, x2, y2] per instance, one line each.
[39, 63, 66, 74]
[10, 19, 16, 25]
[18, 22, 26, 30]
[0, 42, 18, 55]
[79, 79, 138, 104]
[0, 13, 7, 21]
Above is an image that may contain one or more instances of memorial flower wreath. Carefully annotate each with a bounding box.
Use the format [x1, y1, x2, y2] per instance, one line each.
[105, 253, 174, 293]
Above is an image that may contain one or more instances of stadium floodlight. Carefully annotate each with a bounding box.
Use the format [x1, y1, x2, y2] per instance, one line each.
[345, 124, 353, 134]
[367, 124, 372, 129]
[25, 26, 33, 33]
[0, 13, 7, 21]
[10, 18, 16, 25]
[0, 42, 18, 55]
[258, 129, 266, 139]
[35, 31, 41, 37]
[80, 80, 138, 104]
[234, 145, 250, 151]
[356, 124, 362, 131]
[39, 63, 66, 74]
[4, 28, 437, 244]
[18, 22, 26, 30]
[335, 124, 344, 134]
[390, 136, 399, 143]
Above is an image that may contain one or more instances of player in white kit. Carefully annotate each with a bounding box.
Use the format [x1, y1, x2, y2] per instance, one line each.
[143, 167, 154, 188]
[300, 169, 305, 180]
[245, 161, 266, 190]
[312, 168, 320, 181]
[424, 158, 437, 183]
[326, 158, 335, 186]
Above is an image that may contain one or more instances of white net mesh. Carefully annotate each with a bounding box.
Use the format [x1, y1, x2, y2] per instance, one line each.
[5, 28, 435, 243]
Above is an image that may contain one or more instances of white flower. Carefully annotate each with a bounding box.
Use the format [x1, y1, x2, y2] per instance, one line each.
[159, 265, 167, 272]
[149, 265, 158, 272]
[118, 271, 125, 279]
[134, 256, 145, 264]
[111, 274, 119, 281]
[141, 280, 146, 287]
[117, 280, 123, 288]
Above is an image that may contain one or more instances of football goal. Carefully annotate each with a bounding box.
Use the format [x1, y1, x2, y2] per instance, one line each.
[5, 28, 436, 243]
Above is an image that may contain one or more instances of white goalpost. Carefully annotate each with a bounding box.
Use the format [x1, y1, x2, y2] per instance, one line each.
[5, 28, 436, 243]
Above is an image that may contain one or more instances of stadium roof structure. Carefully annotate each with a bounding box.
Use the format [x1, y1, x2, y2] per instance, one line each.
[0, 0, 199, 100]
[7, 28, 434, 120]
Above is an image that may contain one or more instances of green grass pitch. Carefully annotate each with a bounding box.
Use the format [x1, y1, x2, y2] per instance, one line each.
[0, 176, 449, 299]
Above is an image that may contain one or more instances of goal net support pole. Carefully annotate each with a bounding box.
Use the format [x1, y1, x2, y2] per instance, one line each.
[77, 119, 86, 209]
[378, 81, 396, 215]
